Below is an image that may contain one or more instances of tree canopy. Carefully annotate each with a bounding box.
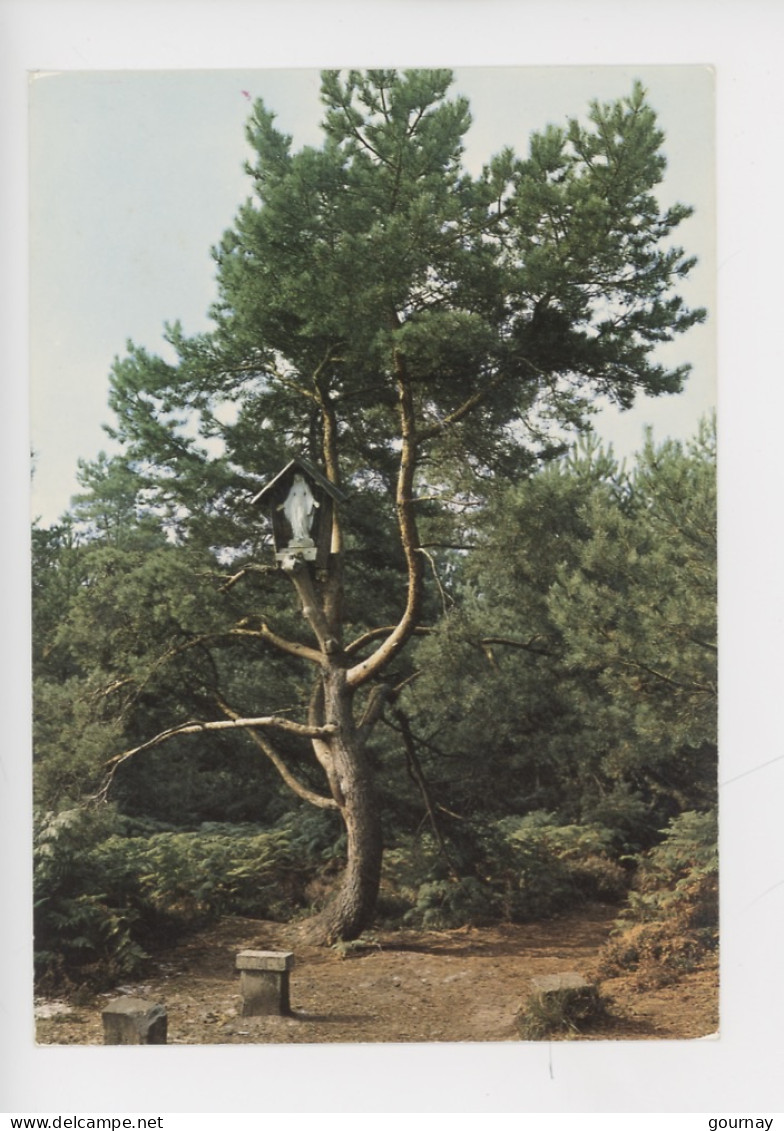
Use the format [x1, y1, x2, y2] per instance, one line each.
[105, 71, 702, 533]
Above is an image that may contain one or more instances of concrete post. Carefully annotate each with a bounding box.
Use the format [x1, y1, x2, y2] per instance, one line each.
[236, 950, 294, 1017]
[102, 997, 168, 1044]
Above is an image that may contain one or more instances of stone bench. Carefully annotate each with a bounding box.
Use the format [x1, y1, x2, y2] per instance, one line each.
[527, 972, 600, 1018]
[529, 972, 591, 997]
[102, 997, 167, 1044]
[236, 950, 294, 1017]
[519, 972, 606, 1039]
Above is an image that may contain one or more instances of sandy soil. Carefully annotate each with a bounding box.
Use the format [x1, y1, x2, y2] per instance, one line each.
[35, 905, 719, 1045]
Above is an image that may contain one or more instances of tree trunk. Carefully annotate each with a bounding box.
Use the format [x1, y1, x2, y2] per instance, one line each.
[304, 666, 383, 944]
[318, 743, 383, 943]
[286, 549, 388, 945]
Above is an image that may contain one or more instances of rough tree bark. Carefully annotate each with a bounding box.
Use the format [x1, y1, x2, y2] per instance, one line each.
[277, 340, 428, 943]
[303, 665, 384, 943]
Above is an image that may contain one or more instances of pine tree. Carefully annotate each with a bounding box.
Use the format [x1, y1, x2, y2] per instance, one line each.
[73, 71, 705, 942]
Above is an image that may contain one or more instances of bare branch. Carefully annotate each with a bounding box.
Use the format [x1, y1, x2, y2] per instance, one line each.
[345, 624, 431, 657]
[347, 345, 425, 688]
[217, 563, 276, 592]
[312, 351, 345, 635]
[287, 560, 341, 654]
[420, 542, 479, 551]
[416, 371, 510, 443]
[230, 622, 326, 666]
[101, 621, 326, 692]
[417, 546, 452, 617]
[416, 352, 549, 447]
[104, 714, 336, 771]
[93, 708, 338, 804]
[684, 634, 718, 654]
[216, 697, 338, 810]
[391, 669, 422, 697]
[391, 707, 460, 881]
[357, 682, 393, 745]
[479, 634, 556, 658]
[612, 652, 716, 696]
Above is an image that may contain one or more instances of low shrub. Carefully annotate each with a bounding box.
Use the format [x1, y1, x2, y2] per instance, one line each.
[34, 808, 147, 991]
[378, 835, 495, 928]
[403, 876, 499, 929]
[93, 822, 302, 928]
[492, 812, 629, 921]
[597, 809, 718, 988]
[34, 807, 309, 990]
[379, 814, 628, 930]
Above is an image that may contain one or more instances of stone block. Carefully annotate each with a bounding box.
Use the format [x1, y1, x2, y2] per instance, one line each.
[236, 950, 294, 973]
[102, 997, 167, 1045]
[530, 973, 590, 995]
[236, 950, 294, 1017]
[519, 971, 606, 1039]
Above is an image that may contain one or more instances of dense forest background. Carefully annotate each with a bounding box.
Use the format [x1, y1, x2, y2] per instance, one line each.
[33, 421, 717, 989]
[31, 70, 717, 991]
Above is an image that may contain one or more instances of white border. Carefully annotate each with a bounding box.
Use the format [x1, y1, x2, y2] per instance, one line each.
[3, 0, 784, 1114]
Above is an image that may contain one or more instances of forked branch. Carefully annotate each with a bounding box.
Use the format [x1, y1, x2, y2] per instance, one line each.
[347, 345, 424, 688]
[95, 713, 338, 802]
[217, 697, 339, 810]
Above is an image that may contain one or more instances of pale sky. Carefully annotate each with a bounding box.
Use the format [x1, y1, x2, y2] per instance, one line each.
[29, 65, 715, 524]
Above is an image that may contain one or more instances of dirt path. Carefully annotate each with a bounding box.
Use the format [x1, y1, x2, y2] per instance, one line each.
[35, 905, 718, 1045]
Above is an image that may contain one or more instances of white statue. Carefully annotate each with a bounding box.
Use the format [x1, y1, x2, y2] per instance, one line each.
[279, 473, 319, 545]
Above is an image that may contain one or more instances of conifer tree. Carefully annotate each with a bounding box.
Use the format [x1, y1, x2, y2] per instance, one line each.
[82, 71, 705, 941]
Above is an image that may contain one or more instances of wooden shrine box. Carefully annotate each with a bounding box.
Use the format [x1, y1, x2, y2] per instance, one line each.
[251, 456, 347, 570]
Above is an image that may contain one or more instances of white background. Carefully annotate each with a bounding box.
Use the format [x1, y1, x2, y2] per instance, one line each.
[2, 0, 783, 1116]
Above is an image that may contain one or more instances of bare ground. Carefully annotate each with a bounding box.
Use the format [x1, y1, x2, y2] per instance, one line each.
[35, 905, 719, 1045]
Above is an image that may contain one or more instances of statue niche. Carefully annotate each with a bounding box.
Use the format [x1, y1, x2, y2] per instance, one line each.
[279, 472, 320, 547]
[251, 457, 347, 571]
